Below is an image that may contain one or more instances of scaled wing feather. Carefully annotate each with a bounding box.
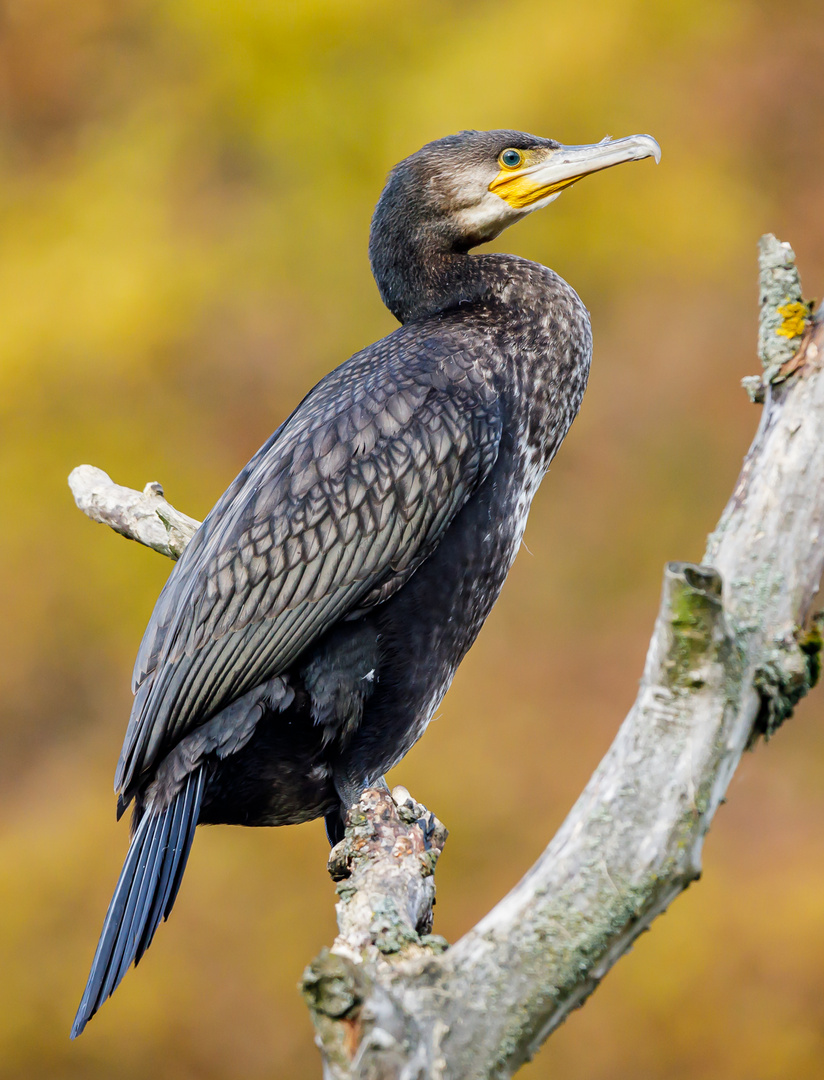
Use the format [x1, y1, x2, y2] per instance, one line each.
[117, 325, 502, 797]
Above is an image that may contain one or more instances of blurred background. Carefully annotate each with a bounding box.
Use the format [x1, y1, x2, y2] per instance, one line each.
[1, 1, 823, 1077]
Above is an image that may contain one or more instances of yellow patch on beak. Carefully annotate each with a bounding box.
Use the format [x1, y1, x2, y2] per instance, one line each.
[489, 162, 581, 210]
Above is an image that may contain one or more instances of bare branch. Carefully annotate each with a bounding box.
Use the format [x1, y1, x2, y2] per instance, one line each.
[68, 464, 200, 560]
[419, 301, 824, 1080]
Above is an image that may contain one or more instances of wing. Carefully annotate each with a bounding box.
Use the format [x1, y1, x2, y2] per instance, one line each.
[116, 323, 502, 797]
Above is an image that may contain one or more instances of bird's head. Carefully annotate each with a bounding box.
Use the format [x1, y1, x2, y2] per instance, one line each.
[372, 128, 660, 250]
[369, 128, 660, 320]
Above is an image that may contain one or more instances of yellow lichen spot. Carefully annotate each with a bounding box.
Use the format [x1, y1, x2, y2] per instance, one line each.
[775, 301, 809, 339]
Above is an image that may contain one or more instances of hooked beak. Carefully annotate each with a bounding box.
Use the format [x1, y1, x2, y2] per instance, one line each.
[489, 133, 661, 210]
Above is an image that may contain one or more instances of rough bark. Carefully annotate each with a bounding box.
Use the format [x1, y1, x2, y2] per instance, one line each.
[69, 236, 824, 1080]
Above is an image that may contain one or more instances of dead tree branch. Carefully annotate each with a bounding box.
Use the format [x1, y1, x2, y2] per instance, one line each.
[69, 236, 824, 1080]
[68, 464, 200, 560]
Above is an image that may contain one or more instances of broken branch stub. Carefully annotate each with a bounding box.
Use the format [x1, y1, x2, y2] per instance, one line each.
[68, 464, 200, 560]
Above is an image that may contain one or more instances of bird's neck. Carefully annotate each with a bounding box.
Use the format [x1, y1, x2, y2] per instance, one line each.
[370, 219, 593, 480]
[368, 185, 510, 324]
[371, 239, 495, 324]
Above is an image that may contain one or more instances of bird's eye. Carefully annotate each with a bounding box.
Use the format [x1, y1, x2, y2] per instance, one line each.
[500, 149, 523, 169]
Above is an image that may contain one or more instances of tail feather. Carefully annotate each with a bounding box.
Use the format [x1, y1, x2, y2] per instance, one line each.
[126, 811, 170, 974]
[71, 768, 205, 1039]
[165, 775, 202, 916]
[106, 814, 163, 994]
[136, 792, 184, 964]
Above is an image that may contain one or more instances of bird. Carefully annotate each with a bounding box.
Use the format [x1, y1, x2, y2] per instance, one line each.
[71, 127, 660, 1037]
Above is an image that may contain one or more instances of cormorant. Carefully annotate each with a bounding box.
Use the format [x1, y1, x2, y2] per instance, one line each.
[72, 128, 660, 1037]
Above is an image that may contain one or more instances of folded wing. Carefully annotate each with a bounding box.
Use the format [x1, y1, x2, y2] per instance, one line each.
[117, 328, 502, 800]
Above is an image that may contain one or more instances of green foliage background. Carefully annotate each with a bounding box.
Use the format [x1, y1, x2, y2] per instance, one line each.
[1, 1, 823, 1076]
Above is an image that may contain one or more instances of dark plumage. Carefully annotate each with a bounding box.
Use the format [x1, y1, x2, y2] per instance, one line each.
[72, 127, 659, 1037]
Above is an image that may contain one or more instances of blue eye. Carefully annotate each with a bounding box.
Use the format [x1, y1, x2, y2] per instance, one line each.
[500, 149, 523, 169]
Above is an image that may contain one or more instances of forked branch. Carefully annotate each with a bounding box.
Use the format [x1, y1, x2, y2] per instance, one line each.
[69, 237, 824, 1080]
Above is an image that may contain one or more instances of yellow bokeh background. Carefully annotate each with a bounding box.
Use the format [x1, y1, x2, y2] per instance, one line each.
[1, 2, 823, 1077]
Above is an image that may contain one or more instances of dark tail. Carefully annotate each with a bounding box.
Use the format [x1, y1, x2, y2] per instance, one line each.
[71, 767, 206, 1038]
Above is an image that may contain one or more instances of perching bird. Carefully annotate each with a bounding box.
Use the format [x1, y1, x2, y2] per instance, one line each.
[72, 128, 660, 1037]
